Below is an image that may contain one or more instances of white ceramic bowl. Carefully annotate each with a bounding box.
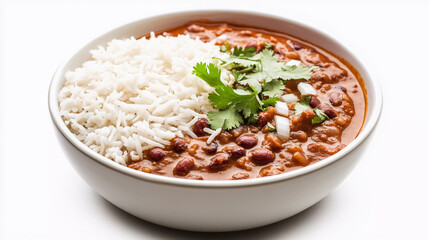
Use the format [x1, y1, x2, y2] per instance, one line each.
[48, 10, 382, 232]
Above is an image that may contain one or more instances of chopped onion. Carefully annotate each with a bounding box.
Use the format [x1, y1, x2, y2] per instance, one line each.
[298, 82, 317, 96]
[275, 101, 289, 117]
[281, 93, 298, 103]
[286, 60, 302, 66]
[275, 115, 290, 140]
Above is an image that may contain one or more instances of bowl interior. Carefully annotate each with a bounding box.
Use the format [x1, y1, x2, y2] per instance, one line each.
[48, 10, 382, 187]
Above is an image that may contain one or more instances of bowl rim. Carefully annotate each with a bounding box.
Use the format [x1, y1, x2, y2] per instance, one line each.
[48, 9, 383, 188]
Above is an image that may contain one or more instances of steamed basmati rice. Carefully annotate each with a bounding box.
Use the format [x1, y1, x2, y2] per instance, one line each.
[58, 33, 231, 165]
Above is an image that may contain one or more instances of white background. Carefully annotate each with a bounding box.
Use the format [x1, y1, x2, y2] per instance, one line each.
[1, 1, 429, 239]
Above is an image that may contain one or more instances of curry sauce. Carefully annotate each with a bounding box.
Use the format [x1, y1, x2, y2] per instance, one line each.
[128, 23, 367, 180]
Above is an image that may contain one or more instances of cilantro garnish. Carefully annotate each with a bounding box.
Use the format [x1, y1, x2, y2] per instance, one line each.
[261, 97, 279, 108]
[294, 96, 311, 115]
[193, 43, 317, 130]
[193, 63, 273, 130]
[267, 122, 276, 132]
[232, 46, 257, 57]
[262, 79, 285, 98]
[312, 108, 329, 124]
[221, 46, 315, 98]
[294, 96, 330, 124]
[281, 65, 316, 80]
[193, 63, 255, 110]
[207, 106, 243, 130]
[220, 41, 230, 52]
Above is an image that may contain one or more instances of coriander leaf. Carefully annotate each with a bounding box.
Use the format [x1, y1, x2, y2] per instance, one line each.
[294, 96, 311, 115]
[242, 48, 284, 85]
[294, 103, 311, 115]
[207, 106, 243, 130]
[247, 112, 259, 124]
[212, 57, 226, 64]
[264, 43, 274, 50]
[220, 41, 230, 52]
[267, 122, 276, 132]
[232, 70, 246, 81]
[312, 108, 329, 124]
[300, 96, 311, 105]
[262, 79, 285, 97]
[225, 58, 260, 69]
[233, 66, 256, 74]
[192, 62, 223, 88]
[258, 48, 315, 82]
[193, 62, 256, 110]
[222, 46, 260, 70]
[240, 74, 263, 93]
[207, 88, 235, 109]
[234, 94, 261, 119]
[193, 43, 317, 131]
[233, 88, 253, 95]
[232, 46, 256, 57]
[245, 48, 316, 84]
[261, 97, 279, 107]
[280, 65, 316, 81]
[294, 96, 329, 124]
[254, 48, 283, 83]
[208, 87, 256, 110]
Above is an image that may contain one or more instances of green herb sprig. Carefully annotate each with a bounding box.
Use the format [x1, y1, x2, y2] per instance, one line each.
[294, 96, 329, 124]
[193, 43, 317, 130]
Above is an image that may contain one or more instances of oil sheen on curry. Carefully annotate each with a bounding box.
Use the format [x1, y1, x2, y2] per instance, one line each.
[128, 23, 367, 180]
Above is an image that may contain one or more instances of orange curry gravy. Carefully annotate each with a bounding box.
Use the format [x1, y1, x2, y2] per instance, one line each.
[128, 23, 367, 180]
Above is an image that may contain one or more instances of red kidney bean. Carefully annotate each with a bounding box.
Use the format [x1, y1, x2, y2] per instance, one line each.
[329, 92, 343, 106]
[172, 137, 187, 153]
[250, 148, 275, 165]
[149, 147, 165, 161]
[236, 135, 258, 149]
[174, 158, 194, 176]
[193, 118, 208, 136]
[226, 146, 246, 159]
[245, 41, 258, 50]
[209, 155, 229, 171]
[309, 96, 321, 108]
[187, 24, 205, 33]
[217, 131, 232, 144]
[292, 42, 303, 50]
[202, 142, 218, 155]
[257, 113, 270, 127]
[318, 104, 338, 118]
[257, 107, 276, 127]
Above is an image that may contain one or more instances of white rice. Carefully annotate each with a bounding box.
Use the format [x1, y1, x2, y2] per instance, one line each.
[206, 128, 222, 144]
[58, 33, 231, 165]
